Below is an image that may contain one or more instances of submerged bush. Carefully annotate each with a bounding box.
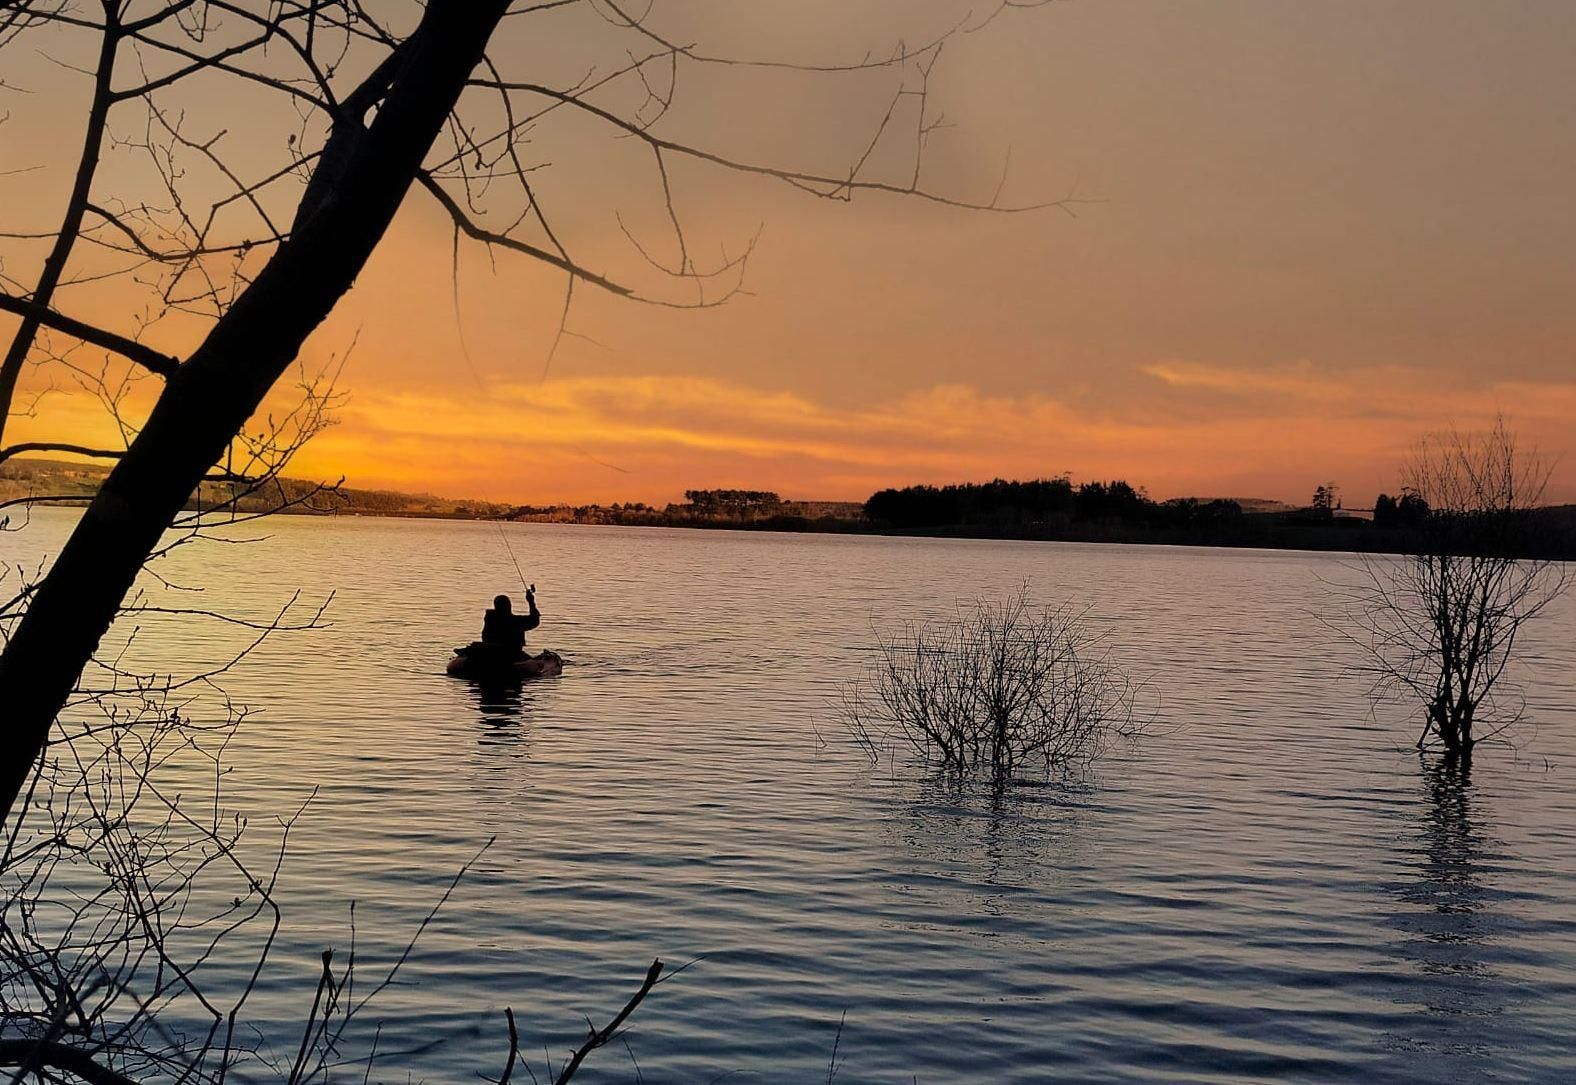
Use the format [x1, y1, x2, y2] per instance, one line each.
[843, 587, 1142, 779]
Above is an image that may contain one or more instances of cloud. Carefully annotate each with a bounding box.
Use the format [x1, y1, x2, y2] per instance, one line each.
[1141, 359, 1576, 425]
[279, 366, 1576, 504]
[13, 363, 1574, 506]
[1141, 360, 1347, 400]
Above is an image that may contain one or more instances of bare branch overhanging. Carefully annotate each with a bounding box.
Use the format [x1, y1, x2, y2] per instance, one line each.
[3, 0, 1066, 454]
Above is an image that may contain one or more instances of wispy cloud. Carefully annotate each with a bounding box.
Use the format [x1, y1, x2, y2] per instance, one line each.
[1141, 360, 1351, 400]
[14, 365, 1574, 506]
[284, 367, 1576, 504]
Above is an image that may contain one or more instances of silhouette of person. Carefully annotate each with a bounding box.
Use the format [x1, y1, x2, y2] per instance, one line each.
[481, 586, 540, 658]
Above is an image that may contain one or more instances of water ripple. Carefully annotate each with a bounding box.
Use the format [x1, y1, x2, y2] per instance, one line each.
[5, 511, 1575, 1082]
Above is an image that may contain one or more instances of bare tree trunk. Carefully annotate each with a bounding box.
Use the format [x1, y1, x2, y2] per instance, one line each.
[0, 2, 510, 827]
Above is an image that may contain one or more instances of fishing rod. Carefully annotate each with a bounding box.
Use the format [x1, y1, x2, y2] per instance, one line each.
[494, 520, 533, 597]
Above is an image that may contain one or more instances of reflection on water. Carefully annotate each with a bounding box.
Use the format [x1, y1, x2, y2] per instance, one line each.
[1384, 751, 1511, 1079]
[467, 678, 529, 743]
[892, 774, 1089, 893]
[1410, 753, 1491, 958]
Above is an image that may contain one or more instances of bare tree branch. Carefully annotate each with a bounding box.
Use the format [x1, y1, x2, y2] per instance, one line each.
[0, 292, 180, 376]
[0, 1038, 143, 1085]
[418, 172, 633, 296]
[0, 441, 124, 466]
[470, 76, 1071, 213]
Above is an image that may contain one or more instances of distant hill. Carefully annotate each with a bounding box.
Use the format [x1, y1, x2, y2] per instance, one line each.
[0, 458, 105, 503]
[0, 460, 860, 526]
[0, 458, 514, 520]
[502, 491, 864, 530]
[1211, 497, 1298, 514]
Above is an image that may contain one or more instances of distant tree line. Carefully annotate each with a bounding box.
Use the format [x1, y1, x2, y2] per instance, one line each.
[1373, 489, 1431, 528]
[863, 477, 1243, 532]
[18, 454, 1568, 557]
[505, 490, 863, 532]
[682, 489, 785, 519]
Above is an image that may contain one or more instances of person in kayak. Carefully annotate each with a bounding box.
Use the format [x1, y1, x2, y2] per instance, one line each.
[481, 586, 540, 657]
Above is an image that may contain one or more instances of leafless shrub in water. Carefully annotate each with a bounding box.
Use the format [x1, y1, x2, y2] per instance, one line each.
[1337, 417, 1572, 755]
[843, 586, 1143, 780]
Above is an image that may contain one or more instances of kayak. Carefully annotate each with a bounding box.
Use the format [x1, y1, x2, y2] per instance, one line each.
[446, 646, 564, 681]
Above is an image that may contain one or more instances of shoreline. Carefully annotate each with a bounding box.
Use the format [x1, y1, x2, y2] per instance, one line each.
[8, 459, 1573, 561]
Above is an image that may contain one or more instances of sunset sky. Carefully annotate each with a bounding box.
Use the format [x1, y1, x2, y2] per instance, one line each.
[2, 1, 1573, 506]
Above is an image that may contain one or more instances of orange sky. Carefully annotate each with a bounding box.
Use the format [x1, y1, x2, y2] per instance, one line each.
[3, 2, 1573, 507]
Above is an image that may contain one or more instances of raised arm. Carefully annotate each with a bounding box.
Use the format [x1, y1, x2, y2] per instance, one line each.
[521, 586, 541, 632]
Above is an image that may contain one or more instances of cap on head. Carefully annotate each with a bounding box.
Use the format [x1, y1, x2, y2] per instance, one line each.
[493, 594, 512, 611]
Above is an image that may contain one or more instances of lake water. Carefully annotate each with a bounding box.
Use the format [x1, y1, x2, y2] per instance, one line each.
[7, 509, 1576, 1083]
